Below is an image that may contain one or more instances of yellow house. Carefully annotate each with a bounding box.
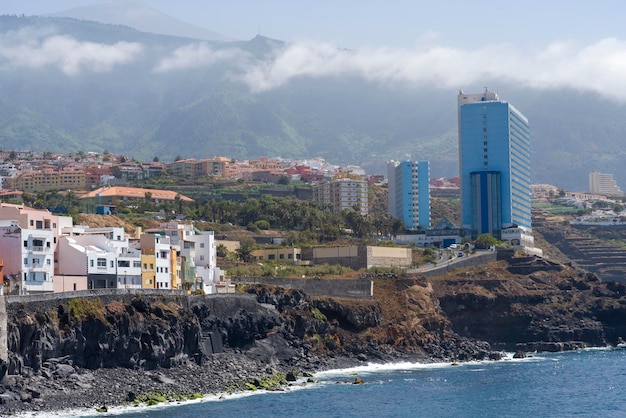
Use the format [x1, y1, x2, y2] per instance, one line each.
[141, 253, 156, 289]
[171, 249, 182, 290]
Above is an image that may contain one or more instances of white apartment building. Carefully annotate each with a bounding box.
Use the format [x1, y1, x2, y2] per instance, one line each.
[0, 220, 55, 294]
[589, 172, 623, 196]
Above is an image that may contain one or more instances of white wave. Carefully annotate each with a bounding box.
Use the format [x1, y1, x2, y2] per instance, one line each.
[314, 353, 553, 380]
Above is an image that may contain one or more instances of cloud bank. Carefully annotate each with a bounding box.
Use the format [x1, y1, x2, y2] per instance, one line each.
[0, 27, 143, 75]
[4, 26, 626, 103]
[155, 38, 626, 101]
[152, 43, 247, 73]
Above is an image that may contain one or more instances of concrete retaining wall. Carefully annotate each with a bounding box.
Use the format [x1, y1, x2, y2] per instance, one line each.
[232, 277, 373, 299]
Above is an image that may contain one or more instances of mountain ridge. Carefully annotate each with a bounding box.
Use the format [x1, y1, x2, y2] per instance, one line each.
[1, 15, 625, 191]
[49, 0, 231, 41]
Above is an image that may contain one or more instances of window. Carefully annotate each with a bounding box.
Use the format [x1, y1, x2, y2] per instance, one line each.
[134, 261, 141, 268]
[279, 254, 285, 260]
[110, 260, 114, 268]
[90, 260, 94, 267]
[268, 254, 275, 260]
[200, 243, 205, 248]
[47, 259, 51, 265]
[24, 258, 28, 265]
[32, 258, 39, 265]
[150, 263, 154, 270]
[288, 254, 293, 259]
[199, 255, 204, 261]
[24, 241, 28, 248]
[143, 263, 147, 270]
[165, 267, 168, 273]
[97, 258, 106, 267]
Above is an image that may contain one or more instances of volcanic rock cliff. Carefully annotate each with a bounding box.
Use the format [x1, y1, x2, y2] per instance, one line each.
[1, 255, 626, 414]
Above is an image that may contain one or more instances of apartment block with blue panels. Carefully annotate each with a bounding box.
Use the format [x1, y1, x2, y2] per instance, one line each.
[387, 160, 430, 230]
[458, 90, 531, 239]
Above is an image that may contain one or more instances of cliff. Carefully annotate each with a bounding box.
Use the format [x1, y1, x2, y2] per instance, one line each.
[1, 255, 626, 414]
[430, 257, 626, 350]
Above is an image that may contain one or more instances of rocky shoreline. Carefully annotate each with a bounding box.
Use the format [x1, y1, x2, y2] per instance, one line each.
[2, 258, 625, 416]
[0, 340, 446, 416]
[0, 286, 496, 416]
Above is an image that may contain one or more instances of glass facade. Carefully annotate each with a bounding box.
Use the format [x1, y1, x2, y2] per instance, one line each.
[458, 91, 531, 239]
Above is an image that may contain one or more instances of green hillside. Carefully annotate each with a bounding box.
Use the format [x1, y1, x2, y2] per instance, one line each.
[1, 15, 626, 191]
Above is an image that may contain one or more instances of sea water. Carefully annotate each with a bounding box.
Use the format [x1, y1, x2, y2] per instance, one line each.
[54, 348, 626, 417]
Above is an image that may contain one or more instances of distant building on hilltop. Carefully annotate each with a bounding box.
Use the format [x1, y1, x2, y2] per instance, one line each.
[387, 160, 430, 230]
[589, 171, 623, 196]
[458, 89, 533, 248]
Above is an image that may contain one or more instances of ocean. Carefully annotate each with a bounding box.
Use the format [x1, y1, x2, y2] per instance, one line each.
[58, 348, 626, 418]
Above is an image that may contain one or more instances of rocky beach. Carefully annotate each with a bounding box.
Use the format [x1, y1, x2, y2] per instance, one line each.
[2, 255, 626, 415]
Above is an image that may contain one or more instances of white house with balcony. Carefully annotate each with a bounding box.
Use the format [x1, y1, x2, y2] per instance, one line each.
[189, 231, 223, 294]
[154, 237, 172, 290]
[116, 246, 142, 289]
[60, 225, 142, 289]
[0, 220, 55, 294]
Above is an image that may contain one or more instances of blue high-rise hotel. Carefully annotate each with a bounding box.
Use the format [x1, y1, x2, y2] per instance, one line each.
[458, 90, 532, 242]
[387, 160, 430, 230]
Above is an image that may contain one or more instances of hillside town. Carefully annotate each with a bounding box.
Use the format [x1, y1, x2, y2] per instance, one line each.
[0, 154, 624, 296]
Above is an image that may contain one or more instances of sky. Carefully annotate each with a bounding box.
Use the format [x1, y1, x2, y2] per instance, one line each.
[3, 0, 626, 48]
[2, 1, 626, 100]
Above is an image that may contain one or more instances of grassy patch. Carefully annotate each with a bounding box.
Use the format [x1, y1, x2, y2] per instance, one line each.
[67, 298, 106, 321]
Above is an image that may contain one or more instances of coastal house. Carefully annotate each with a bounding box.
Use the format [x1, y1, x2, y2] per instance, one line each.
[56, 225, 142, 291]
[0, 220, 55, 294]
[146, 222, 222, 293]
[140, 233, 172, 289]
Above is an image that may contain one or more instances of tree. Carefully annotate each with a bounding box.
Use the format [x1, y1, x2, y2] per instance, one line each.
[277, 175, 291, 185]
[235, 238, 256, 262]
[153, 156, 160, 162]
[216, 244, 228, 258]
[475, 233, 499, 249]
